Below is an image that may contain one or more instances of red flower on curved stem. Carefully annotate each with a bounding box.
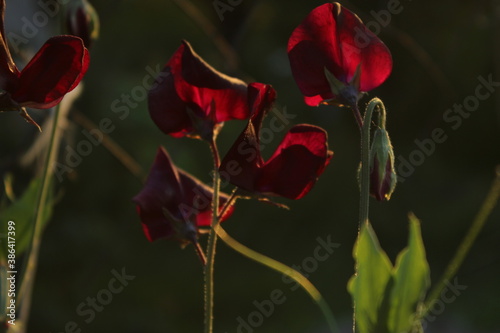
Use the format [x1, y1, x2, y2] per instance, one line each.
[0, 0, 89, 129]
[219, 83, 333, 200]
[148, 40, 249, 141]
[133, 147, 234, 247]
[287, 2, 392, 107]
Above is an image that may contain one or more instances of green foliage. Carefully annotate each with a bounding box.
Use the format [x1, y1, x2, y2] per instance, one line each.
[0, 178, 54, 260]
[348, 215, 430, 333]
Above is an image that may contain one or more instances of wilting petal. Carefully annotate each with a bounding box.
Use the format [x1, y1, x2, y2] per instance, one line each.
[247, 82, 276, 138]
[172, 40, 248, 123]
[256, 125, 333, 199]
[12, 35, 89, 109]
[288, 3, 392, 106]
[148, 66, 192, 137]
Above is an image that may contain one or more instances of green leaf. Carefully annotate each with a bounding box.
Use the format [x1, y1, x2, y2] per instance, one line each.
[348, 217, 430, 333]
[0, 178, 54, 260]
[388, 214, 430, 333]
[348, 222, 393, 333]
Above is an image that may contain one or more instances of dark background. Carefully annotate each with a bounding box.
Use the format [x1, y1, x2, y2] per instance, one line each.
[1, 0, 500, 332]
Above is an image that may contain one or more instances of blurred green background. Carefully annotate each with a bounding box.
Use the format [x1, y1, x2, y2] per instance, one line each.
[1, 0, 500, 332]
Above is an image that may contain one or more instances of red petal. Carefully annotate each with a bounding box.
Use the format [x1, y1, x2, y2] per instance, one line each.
[134, 147, 234, 241]
[256, 125, 333, 199]
[219, 120, 261, 193]
[247, 82, 276, 139]
[147, 66, 192, 137]
[172, 41, 248, 123]
[132, 147, 183, 241]
[177, 168, 221, 227]
[218, 83, 276, 192]
[288, 3, 392, 105]
[12, 36, 89, 109]
[335, 5, 392, 92]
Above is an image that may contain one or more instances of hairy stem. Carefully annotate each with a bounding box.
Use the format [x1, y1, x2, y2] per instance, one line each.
[15, 105, 63, 332]
[203, 139, 221, 333]
[353, 98, 386, 332]
[358, 98, 386, 227]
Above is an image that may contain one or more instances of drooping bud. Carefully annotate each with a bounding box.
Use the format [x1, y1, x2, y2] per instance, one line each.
[369, 127, 397, 201]
[66, 0, 100, 48]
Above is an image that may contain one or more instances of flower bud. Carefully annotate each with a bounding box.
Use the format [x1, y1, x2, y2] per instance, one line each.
[369, 127, 397, 201]
[66, 0, 99, 48]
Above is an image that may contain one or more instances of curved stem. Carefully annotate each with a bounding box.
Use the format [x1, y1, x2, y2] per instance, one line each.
[354, 98, 386, 332]
[358, 98, 387, 227]
[423, 167, 500, 313]
[204, 139, 221, 333]
[216, 225, 339, 333]
[15, 105, 63, 331]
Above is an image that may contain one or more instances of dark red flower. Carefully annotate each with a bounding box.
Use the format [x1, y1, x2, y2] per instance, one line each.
[219, 82, 333, 200]
[133, 147, 234, 244]
[287, 2, 392, 107]
[148, 40, 249, 141]
[0, 0, 89, 126]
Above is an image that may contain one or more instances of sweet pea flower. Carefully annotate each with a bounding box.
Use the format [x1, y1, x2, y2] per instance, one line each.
[0, 0, 89, 128]
[148, 40, 249, 141]
[287, 2, 392, 107]
[133, 147, 234, 246]
[219, 83, 333, 200]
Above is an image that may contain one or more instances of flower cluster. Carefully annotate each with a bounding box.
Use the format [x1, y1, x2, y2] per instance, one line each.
[134, 1, 397, 257]
[134, 40, 333, 257]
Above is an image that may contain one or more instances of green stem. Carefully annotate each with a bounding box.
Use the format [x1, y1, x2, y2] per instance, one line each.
[351, 103, 364, 132]
[15, 105, 63, 332]
[423, 167, 500, 313]
[354, 98, 386, 333]
[358, 98, 386, 227]
[216, 225, 339, 333]
[204, 139, 221, 333]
